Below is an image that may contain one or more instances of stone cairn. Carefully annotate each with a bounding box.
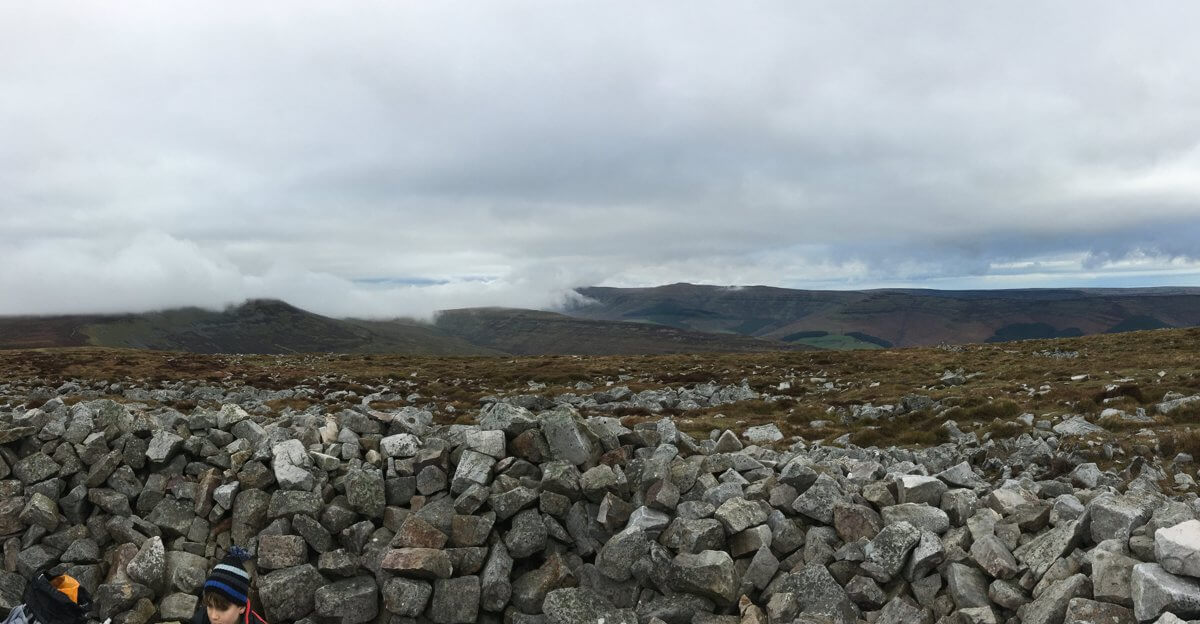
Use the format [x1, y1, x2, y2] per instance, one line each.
[3, 387, 1200, 624]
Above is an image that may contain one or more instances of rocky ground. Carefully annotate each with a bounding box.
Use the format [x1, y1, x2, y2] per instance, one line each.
[1, 331, 1200, 623]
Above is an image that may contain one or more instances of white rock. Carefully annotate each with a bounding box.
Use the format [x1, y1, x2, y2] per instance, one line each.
[1132, 562, 1200, 622]
[1052, 416, 1105, 437]
[742, 423, 783, 445]
[1158, 395, 1200, 415]
[381, 433, 421, 458]
[463, 429, 506, 458]
[1156, 520, 1200, 578]
[272, 439, 315, 491]
[897, 475, 948, 506]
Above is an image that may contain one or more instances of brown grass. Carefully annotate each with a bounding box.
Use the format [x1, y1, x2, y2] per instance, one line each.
[1158, 429, 1200, 460]
[0, 327, 1198, 453]
[1165, 403, 1200, 425]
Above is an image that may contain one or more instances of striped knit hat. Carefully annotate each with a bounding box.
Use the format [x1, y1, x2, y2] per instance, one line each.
[204, 546, 252, 607]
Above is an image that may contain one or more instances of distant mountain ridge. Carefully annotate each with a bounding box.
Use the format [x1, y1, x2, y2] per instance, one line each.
[568, 283, 1200, 348]
[0, 299, 497, 355]
[432, 307, 810, 355]
[0, 299, 809, 356]
[1, 284, 1198, 354]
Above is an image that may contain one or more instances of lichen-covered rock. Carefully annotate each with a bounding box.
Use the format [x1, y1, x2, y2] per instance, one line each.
[861, 521, 920, 583]
[382, 577, 432, 617]
[430, 576, 481, 624]
[881, 503, 950, 535]
[126, 536, 166, 594]
[451, 450, 496, 494]
[1089, 492, 1155, 544]
[272, 439, 316, 491]
[505, 508, 549, 558]
[969, 534, 1021, 580]
[770, 564, 858, 624]
[512, 552, 574, 614]
[1062, 597, 1135, 624]
[380, 548, 454, 579]
[159, 593, 198, 621]
[876, 596, 932, 624]
[1016, 573, 1090, 624]
[1013, 518, 1086, 581]
[314, 576, 379, 624]
[713, 497, 767, 535]
[833, 502, 882, 542]
[345, 466, 385, 518]
[896, 475, 948, 506]
[1133, 562, 1200, 622]
[543, 588, 639, 624]
[258, 564, 326, 623]
[945, 562, 990, 610]
[667, 550, 738, 605]
[791, 473, 843, 525]
[8, 375, 1200, 624]
[258, 534, 308, 570]
[540, 408, 596, 466]
[1093, 549, 1138, 607]
[597, 529, 650, 582]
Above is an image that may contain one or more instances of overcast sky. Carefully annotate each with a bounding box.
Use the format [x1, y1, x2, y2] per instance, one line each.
[3, 2, 1200, 318]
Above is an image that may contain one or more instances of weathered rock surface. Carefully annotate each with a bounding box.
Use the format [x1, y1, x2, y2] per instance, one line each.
[2, 376, 1200, 624]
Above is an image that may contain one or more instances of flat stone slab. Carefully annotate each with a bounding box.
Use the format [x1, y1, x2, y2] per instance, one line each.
[1157, 520, 1200, 579]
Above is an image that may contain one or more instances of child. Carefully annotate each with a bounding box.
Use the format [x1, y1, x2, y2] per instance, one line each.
[1, 572, 91, 624]
[191, 547, 268, 624]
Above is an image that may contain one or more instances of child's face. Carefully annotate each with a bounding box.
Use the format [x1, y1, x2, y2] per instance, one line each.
[207, 602, 245, 624]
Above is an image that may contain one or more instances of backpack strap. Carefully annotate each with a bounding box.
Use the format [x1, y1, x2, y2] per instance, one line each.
[243, 597, 267, 624]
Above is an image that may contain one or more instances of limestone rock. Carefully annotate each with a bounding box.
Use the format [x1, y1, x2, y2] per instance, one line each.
[1156, 519, 1200, 579]
[1133, 562, 1200, 622]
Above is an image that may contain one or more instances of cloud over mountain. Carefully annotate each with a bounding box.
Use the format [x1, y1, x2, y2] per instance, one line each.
[3, 1, 1200, 315]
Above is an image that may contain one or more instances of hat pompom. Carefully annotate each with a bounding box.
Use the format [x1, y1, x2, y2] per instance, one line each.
[227, 545, 251, 564]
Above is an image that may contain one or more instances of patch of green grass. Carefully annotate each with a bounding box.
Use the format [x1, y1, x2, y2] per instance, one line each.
[785, 334, 884, 351]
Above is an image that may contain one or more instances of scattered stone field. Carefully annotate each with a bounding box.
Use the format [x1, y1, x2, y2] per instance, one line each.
[2, 328, 1200, 623]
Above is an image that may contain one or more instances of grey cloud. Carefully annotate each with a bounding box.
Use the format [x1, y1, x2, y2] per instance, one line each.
[2, 1, 1199, 316]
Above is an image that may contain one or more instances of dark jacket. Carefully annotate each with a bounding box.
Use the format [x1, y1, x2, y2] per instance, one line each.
[2, 574, 91, 624]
